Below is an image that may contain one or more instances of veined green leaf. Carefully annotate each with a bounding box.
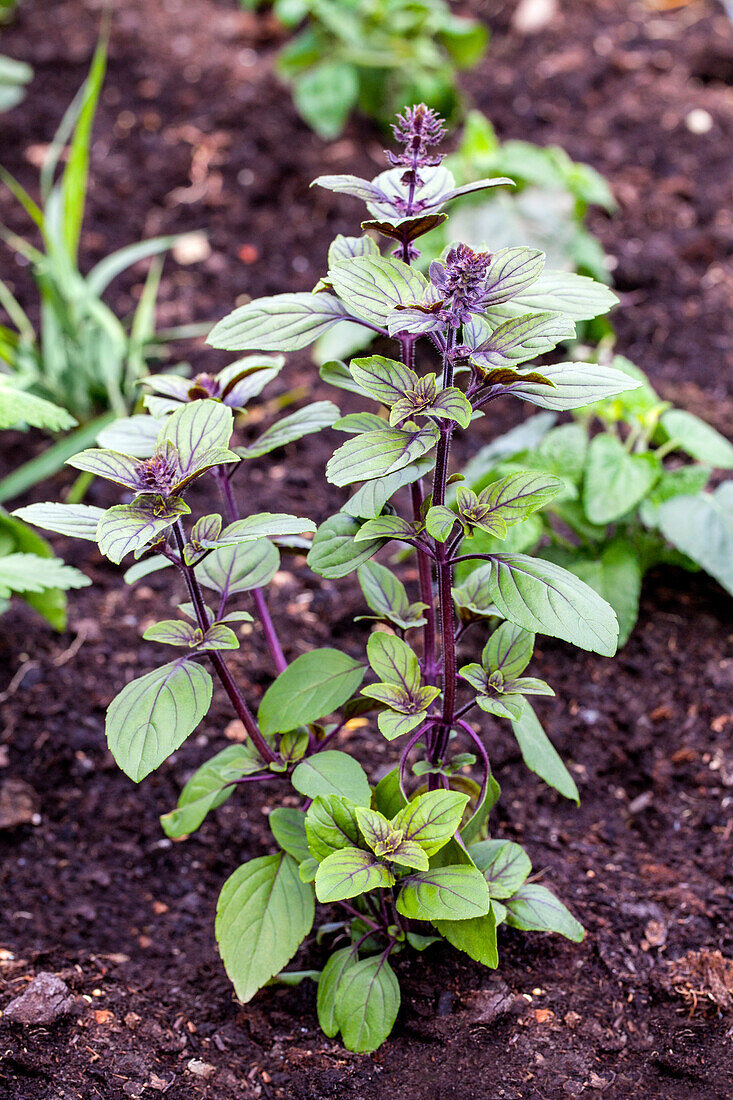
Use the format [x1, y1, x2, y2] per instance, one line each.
[258, 650, 365, 735]
[486, 553, 618, 656]
[305, 795, 361, 861]
[326, 425, 438, 487]
[238, 401, 340, 459]
[396, 865, 491, 921]
[161, 743, 263, 838]
[510, 699, 579, 802]
[292, 750, 371, 806]
[216, 853, 315, 1002]
[208, 292, 352, 352]
[470, 839, 532, 899]
[106, 658, 213, 782]
[334, 955, 400, 1053]
[315, 846, 395, 902]
[504, 883, 584, 942]
[329, 255, 428, 327]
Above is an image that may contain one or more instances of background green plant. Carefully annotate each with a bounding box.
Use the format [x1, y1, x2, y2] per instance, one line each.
[457, 356, 733, 645]
[0, 379, 89, 627]
[242, 0, 487, 138]
[0, 32, 203, 504]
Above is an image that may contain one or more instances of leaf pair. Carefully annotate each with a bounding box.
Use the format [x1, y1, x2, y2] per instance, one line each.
[361, 632, 440, 740]
[349, 354, 471, 429]
[428, 471, 562, 543]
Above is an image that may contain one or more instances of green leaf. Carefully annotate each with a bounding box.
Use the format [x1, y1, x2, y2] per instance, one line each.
[197, 539, 280, 595]
[396, 865, 491, 921]
[238, 401, 339, 459]
[315, 846, 395, 902]
[357, 561, 426, 631]
[160, 744, 262, 838]
[307, 513, 385, 579]
[655, 484, 733, 598]
[343, 455, 435, 522]
[326, 425, 438, 487]
[564, 538, 642, 647]
[12, 502, 104, 542]
[0, 553, 89, 598]
[220, 513, 316, 542]
[510, 269, 617, 321]
[660, 409, 733, 469]
[0, 382, 76, 431]
[208, 292, 351, 352]
[429, 387, 472, 429]
[61, 29, 107, 260]
[305, 795, 361, 860]
[392, 790, 469, 855]
[486, 553, 618, 656]
[96, 414, 160, 458]
[258, 649, 365, 735]
[426, 505, 458, 542]
[292, 750, 371, 806]
[366, 632, 420, 694]
[505, 362, 640, 411]
[354, 806, 427, 869]
[216, 853, 315, 1002]
[317, 946, 358, 1038]
[470, 840, 532, 899]
[504, 883, 584, 942]
[106, 659, 213, 782]
[158, 399, 237, 481]
[329, 255, 428, 327]
[483, 621, 534, 678]
[328, 235, 380, 266]
[349, 354, 415, 405]
[97, 497, 189, 564]
[269, 807, 311, 863]
[510, 700, 579, 802]
[433, 909, 498, 968]
[334, 955, 400, 1053]
[374, 768, 407, 820]
[292, 60, 358, 140]
[583, 435, 660, 524]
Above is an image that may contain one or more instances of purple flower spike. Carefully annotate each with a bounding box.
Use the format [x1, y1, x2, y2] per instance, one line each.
[430, 243, 493, 325]
[390, 103, 446, 168]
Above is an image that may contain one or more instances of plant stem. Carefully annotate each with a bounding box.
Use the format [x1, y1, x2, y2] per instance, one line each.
[173, 522, 278, 765]
[430, 331, 458, 771]
[410, 479, 437, 682]
[214, 467, 287, 675]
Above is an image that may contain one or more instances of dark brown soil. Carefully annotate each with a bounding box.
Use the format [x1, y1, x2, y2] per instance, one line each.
[1, 1, 733, 1098]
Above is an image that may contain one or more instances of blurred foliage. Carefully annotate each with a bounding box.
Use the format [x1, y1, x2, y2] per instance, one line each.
[0, 30, 204, 501]
[242, 0, 488, 138]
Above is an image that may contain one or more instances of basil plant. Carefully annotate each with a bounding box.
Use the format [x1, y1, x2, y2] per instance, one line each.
[18, 106, 637, 1053]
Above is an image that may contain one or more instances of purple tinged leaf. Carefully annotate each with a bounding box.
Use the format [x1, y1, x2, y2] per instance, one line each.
[326, 425, 439, 487]
[483, 621, 535, 679]
[207, 292, 354, 352]
[311, 175, 385, 203]
[328, 234, 380, 266]
[471, 311, 575, 369]
[360, 212, 448, 242]
[315, 847, 395, 903]
[365, 632, 421, 695]
[96, 415, 161, 458]
[396, 865, 491, 921]
[307, 513, 386, 579]
[329, 255, 428, 328]
[158, 399, 235, 477]
[392, 790, 469, 855]
[334, 412, 387, 435]
[480, 248, 545, 306]
[504, 362, 642, 411]
[349, 355, 416, 405]
[237, 401, 340, 459]
[196, 539, 280, 595]
[470, 839, 532, 900]
[13, 502, 104, 541]
[106, 658, 213, 782]
[353, 515, 422, 543]
[504, 883, 584, 941]
[97, 497, 190, 564]
[429, 387, 472, 429]
[67, 448, 144, 490]
[426, 505, 459, 542]
[440, 177, 514, 203]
